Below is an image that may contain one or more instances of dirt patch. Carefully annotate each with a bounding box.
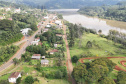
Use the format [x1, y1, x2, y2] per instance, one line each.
[120, 60, 126, 67]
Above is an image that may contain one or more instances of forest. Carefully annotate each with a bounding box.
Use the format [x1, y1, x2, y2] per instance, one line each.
[79, 2, 126, 22]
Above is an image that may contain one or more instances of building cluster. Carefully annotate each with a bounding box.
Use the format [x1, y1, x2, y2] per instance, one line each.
[0, 7, 21, 20]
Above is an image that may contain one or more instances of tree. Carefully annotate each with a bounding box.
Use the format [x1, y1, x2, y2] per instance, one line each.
[72, 64, 88, 83]
[86, 41, 92, 48]
[28, 30, 33, 36]
[98, 77, 116, 84]
[25, 76, 34, 84]
[72, 56, 79, 63]
[98, 30, 102, 34]
[30, 23, 37, 31]
[117, 71, 126, 84]
[36, 62, 41, 71]
[55, 70, 63, 79]
[13, 58, 19, 65]
[16, 77, 22, 84]
[0, 19, 14, 31]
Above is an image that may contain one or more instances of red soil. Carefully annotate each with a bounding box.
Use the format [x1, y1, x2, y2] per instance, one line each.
[120, 60, 126, 67]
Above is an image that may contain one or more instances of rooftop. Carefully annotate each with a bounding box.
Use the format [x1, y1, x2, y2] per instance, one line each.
[9, 72, 20, 78]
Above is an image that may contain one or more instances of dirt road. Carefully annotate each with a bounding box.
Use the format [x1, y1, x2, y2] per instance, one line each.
[63, 24, 76, 84]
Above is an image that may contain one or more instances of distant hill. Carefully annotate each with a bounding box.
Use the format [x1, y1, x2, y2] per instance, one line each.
[0, 0, 126, 9]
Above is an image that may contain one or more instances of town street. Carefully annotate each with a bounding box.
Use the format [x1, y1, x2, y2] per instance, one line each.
[0, 15, 51, 73]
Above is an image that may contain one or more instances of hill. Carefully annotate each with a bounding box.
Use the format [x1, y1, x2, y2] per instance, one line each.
[0, 0, 126, 9]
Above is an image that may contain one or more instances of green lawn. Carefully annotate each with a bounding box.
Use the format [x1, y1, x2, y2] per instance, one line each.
[108, 70, 118, 79]
[70, 33, 126, 57]
[110, 58, 126, 70]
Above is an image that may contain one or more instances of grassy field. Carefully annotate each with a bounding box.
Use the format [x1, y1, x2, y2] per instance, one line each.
[110, 58, 126, 70]
[70, 33, 126, 58]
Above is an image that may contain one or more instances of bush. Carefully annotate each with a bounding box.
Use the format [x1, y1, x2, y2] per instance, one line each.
[72, 56, 79, 63]
[25, 76, 34, 84]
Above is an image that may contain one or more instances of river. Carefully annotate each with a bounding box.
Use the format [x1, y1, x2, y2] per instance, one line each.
[49, 9, 126, 35]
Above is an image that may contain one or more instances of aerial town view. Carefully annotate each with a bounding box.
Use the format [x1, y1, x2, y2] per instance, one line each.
[0, 0, 126, 84]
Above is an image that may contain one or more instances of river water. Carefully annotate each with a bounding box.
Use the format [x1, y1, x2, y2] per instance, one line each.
[49, 9, 126, 35]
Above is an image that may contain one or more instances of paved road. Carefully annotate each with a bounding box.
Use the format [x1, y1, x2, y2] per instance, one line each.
[0, 15, 50, 72]
[63, 24, 76, 84]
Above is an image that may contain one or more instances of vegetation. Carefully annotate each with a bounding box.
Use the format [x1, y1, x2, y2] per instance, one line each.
[0, 45, 18, 65]
[79, 2, 126, 22]
[25, 76, 34, 84]
[72, 58, 116, 84]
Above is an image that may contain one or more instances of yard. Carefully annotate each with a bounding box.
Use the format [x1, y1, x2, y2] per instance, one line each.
[70, 33, 126, 58]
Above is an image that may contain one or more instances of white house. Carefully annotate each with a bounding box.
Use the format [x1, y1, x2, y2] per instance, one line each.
[8, 72, 21, 83]
[14, 8, 21, 13]
[31, 41, 38, 45]
[31, 54, 41, 60]
[46, 24, 51, 28]
[5, 7, 11, 11]
[0, 16, 4, 20]
[54, 44, 58, 48]
[42, 56, 45, 59]
[55, 20, 62, 25]
[41, 59, 49, 65]
[35, 37, 40, 42]
[44, 16, 48, 19]
[43, 28, 49, 32]
[20, 28, 31, 35]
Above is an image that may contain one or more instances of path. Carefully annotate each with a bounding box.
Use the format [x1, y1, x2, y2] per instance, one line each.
[0, 15, 50, 73]
[79, 57, 126, 72]
[63, 24, 76, 84]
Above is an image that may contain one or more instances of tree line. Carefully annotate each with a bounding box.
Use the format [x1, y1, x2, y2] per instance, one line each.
[79, 2, 126, 22]
[0, 45, 18, 64]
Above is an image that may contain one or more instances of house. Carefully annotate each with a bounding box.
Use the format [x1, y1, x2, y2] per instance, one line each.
[56, 34, 62, 37]
[44, 16, 49, 19]
[54, 44, 58, 48]
[49, 49, 58, 54]
[8, 72, 21, 83]
[0, 16, 4, 20]
[8, 18, 12, 20]
[55, 20, 62, 25]
[43, 28, 49, 32]
[35, 37, 40, 42]
[20, 28, 32, 35]
[46, 24, 51, 28]
[42, 56, 45, 59]
[14, 8, 21, 13]
[31, 54, 41, 60]
[5, 7, 11, 11]
[31, 41, 38, 45]
[41, 59, 49, 65]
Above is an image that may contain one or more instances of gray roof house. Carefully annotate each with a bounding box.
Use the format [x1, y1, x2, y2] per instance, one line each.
[41, 60, 49, 65]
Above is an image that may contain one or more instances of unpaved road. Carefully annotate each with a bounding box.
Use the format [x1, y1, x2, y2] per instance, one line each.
[63, 24, 76, 84]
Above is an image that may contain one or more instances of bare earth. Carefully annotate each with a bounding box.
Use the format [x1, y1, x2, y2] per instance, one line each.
[63, 24, 76, 84]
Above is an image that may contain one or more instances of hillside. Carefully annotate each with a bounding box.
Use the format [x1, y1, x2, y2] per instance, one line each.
[0, 0, 126, 9]
[78, 2, 126, 22]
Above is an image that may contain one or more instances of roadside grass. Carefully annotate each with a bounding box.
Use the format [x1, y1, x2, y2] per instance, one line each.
[110, 58, 126, 70]
[70, 33, 125, 58]
[0, 73, 11, 80]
